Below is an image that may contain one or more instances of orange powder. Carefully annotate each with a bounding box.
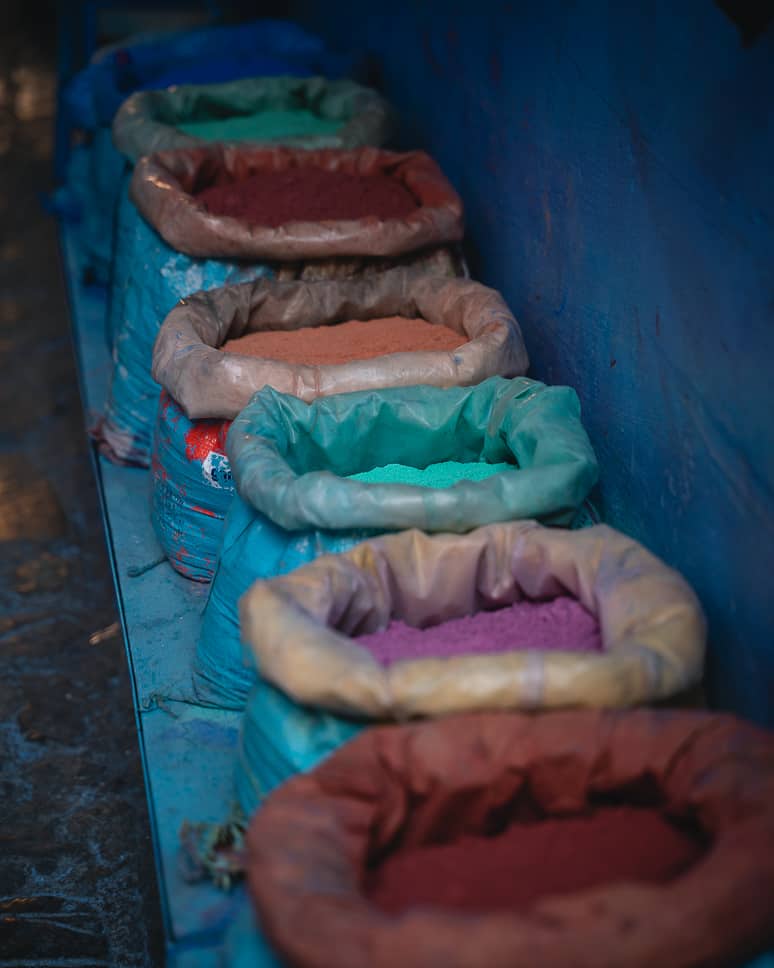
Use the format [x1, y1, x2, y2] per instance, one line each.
[221, 316, 464, 366]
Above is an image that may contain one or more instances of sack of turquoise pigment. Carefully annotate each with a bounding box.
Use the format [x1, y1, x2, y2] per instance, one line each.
[194, 375, 598, 709]
[112, 74, 394, 164]
[100, 145, 465, 466]
[234, 520, 706, 812]
[59, 23, 355, 285]
[150, 270, 528, 581]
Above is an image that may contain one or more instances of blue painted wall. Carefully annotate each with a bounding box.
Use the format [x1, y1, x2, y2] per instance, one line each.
[292, 1, 774, 724]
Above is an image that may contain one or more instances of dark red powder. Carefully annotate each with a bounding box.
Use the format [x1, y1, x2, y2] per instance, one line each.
[365, 806, 706, 915]
[195, 168, 419, 226]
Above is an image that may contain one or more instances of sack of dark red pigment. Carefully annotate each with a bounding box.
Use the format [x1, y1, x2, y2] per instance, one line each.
[99, 145, 464, 466]
[60, 26, 353, 284]
[150, 270, 528, 581]
[233, 520, 705, 812]
[194, 375, 598, 709]
[245, 709, 774, 968]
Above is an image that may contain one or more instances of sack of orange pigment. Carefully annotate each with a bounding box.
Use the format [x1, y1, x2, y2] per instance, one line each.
[150, 270, 528, 582]
[233, 521, 706, 811]
[98, 145, 465, 466]
[243, 710, 774, 968]
[193, 376, 598, 709]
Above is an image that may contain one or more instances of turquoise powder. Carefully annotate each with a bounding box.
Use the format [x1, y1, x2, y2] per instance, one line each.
[176, 108, 343, 142]
[348, 461, 515, 489]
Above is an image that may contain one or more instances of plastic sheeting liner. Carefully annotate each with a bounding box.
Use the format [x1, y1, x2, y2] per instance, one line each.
[195, 376, 597, 708]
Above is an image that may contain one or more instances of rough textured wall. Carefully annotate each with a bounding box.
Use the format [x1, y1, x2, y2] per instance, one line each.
[290, 1, 774, 724]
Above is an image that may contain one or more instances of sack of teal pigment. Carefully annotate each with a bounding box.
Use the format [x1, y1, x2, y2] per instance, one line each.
[59, 26, 356, 285]
[233, 520, 706, 812]
[150, 270, 528, 581]
[111, 74, 394, 164]
[194, 375, 598, 709]
[99, 145, 465, 466]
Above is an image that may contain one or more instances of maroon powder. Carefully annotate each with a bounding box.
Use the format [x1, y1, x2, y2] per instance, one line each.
[365, 806, 706, 915]
[355, 597, 603, 667]
[195, 168, 419, 226]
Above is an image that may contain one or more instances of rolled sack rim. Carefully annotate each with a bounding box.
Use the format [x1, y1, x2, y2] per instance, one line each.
[129, 145, 464, 260]
[151, 270, 529, 420]
[239, 521, 707, 717]
[227, 376, 599, 533]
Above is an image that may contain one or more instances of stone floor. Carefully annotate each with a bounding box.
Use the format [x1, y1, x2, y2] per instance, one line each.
[0, 8, 164, 966]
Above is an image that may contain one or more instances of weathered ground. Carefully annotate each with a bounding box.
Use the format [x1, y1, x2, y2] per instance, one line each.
[0, 7, 163, 965]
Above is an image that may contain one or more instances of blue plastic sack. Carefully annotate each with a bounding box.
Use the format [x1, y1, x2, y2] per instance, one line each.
[62, 20, 350, 132]
[98, 204, 272, 465]
[236, 677, 361, 816]
[151, 393, 233, 582]
[194, 377, 598, 709]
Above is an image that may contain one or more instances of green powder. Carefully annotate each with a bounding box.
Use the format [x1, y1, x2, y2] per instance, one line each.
[176, 108, 343, 143]
[347, 461, 515, 489]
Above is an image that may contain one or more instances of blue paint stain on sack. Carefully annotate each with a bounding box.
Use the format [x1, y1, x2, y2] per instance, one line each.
[99, 202, 272, 466]
[151, 393, 234, 583]
[194, 377, 598, 710]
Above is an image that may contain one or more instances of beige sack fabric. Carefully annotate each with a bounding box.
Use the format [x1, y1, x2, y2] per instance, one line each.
[152, 270, 528, 420]
[240, 521, 706, 717]
[112, 75, 395, 162]
[129, 145, 464, 261]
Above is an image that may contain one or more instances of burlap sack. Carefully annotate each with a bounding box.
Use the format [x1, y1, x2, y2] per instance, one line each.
[247, 709, 774, 968]
[112, 75, 394, 162]
[129, 145, 464, 261]
[153, 270, 528, 420]
[240, 521, 706, 717]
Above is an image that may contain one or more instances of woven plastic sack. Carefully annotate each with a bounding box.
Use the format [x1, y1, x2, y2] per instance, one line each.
[60, 21, 348, 284]
[194, 376, 598, 708]
[234, 521, 705, 812]
[100, 145, 463, 466]
[246, 709, 774, 968]
[113, 76, 395, 163]
[97, 208, 272, 465]
[151, 270, 528, 580]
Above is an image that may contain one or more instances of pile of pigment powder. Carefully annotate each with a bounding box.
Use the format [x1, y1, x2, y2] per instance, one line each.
[347, 461, 514, 489]
[355, 597, 602, 665]
[222, 316, 464, 366]
[365, 805, 706, 914]
[175, 108, 342, 143]
[195, 167, 419, 226]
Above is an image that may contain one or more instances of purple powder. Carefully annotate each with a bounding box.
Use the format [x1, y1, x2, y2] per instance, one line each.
[355, 597, 603, 667]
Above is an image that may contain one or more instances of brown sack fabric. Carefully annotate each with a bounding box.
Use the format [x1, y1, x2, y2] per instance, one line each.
[129, 145, 464, 261]
[152, 270, 528, 420]
[247, 710, 774, 968]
